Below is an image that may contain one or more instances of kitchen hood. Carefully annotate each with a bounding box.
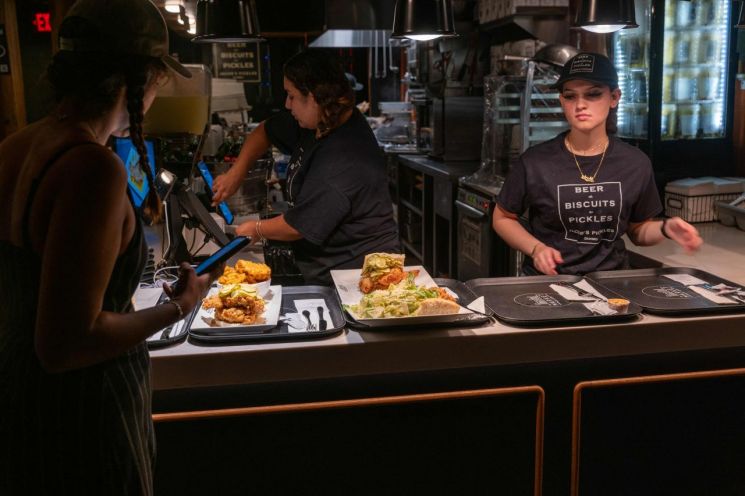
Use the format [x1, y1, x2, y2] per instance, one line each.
[309, 0, 394, 48]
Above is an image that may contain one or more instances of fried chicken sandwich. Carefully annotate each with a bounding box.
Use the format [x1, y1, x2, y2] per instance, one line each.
[358, 253, 409, 294]
[202, 284, 266, 325]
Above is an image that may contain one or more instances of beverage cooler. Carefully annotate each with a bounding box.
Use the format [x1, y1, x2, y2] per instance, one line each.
[612, 0, 737, 185]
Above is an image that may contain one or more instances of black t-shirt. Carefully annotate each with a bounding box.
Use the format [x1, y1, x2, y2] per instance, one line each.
[264, 109, 400, 285]
[496, 132, 662, 275]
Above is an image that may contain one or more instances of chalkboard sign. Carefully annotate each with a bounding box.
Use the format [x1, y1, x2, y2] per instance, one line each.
[0, 25, 10, 75]
[212, 42, 260, 82]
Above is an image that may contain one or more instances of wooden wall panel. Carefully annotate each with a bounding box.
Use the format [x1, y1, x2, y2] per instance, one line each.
[0, 0, 26, 141]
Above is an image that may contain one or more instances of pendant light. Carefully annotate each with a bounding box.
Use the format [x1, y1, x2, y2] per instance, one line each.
[164, 0, 184, 14]
[192, 0, 262, 43]
[391, 0, 457, 41]
[574, 0, 638, 33]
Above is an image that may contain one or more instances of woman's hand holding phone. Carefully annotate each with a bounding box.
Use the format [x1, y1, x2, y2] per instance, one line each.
[162, 262, 219, 316]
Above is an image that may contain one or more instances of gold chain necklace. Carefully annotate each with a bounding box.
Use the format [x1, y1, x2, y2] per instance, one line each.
[566, 138, 608, 183]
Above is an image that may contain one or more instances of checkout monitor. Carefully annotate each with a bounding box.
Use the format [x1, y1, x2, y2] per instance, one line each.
[113, 137, 157, 209]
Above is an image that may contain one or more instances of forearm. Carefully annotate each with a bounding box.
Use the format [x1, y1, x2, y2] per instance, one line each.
[627, 219, 665, 246]
[232, 121, 271, 176]
[37, 302, 183, 372]
[492, 215, 543, 256]
[256, 214, 303, 242]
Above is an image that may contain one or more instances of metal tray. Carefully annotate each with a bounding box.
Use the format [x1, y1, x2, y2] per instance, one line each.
[465, 275, 642, 327]
[147, 297, 197, 349]
[342, 278, 493, 330]
[586, 268, 745, 316]
[188, 286, 345, 344]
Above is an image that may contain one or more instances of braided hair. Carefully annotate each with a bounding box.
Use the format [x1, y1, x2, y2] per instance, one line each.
[47, 47, 166, 223]
[124, 62, 165, 223]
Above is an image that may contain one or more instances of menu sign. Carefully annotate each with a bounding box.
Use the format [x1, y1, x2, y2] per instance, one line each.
[0, 25, 10, 75]
[212, 42, 260, 82]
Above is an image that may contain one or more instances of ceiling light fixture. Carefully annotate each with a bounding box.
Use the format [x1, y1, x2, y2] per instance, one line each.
[574, 0, 638, 33]
[391, 0, 457, 41]
[164, 0, 184, 14]
[192, 0, 262, 43]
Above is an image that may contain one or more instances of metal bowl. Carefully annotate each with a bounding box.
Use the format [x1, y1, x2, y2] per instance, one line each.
[533, 44, 579, 68]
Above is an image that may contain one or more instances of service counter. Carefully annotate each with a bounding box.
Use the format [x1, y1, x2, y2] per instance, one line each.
[151, 294, 745, 495]
[626, 221, 745, 285]
[150, 310, 745, 393]
[148, 223, 745, 495]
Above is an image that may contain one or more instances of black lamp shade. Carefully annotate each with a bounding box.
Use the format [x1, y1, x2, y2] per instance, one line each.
[192, 0, 261, 43]
[574, 0, 638, 31]
[391, 0, 457, 39]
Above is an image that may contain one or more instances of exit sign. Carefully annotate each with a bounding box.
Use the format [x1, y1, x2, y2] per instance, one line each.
[32, 12, 51, 33]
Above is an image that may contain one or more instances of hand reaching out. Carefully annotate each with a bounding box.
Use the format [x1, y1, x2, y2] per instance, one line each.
[531, 243, 564, 275]
[663, 217, 703, 253]
[211, 170, 243, 205]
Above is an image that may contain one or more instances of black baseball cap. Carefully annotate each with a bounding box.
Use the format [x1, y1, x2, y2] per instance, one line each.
[551, 52, 618, 90]
[59, 0, 191, 79]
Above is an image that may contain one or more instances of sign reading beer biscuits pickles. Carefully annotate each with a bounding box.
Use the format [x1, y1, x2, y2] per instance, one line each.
[212, 42, 260, 82]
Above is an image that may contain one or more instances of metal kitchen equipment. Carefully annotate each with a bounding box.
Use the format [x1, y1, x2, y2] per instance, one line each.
[455, 184, 519, 280]
[375, 101, 417, 151]
[456, 60, 567, 280]
[469, 60, 567, 189]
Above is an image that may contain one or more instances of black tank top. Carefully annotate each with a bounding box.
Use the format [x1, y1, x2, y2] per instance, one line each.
[0, 141, 154, 495]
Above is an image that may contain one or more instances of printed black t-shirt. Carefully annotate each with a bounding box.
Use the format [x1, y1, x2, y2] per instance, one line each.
[264, 109, 400, 285]
[496, 132, 662, 275]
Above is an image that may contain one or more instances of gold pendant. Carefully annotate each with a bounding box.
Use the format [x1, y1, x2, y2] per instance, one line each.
[580, 174, 595, 183]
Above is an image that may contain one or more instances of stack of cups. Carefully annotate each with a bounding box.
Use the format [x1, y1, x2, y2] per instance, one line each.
[678, 103, 700, 138]
[661, 104, 677, 138]
[675, 68, 696, 102]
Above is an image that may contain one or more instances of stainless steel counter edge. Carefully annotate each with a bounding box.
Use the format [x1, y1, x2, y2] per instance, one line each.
[150, 311, 745, 391]
[396, 154, 479, 180]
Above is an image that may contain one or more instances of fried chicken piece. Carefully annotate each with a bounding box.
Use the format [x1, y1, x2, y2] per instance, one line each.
[201, 295, 224, 310]
[216, 307, 249, 323]
[358, 268, 421, 294]
[235, 260, 271, 283]
[434, 287, 456, 302]
[218, 267, 246, 285]
[359, 277, 374, 294]
[376, 267, 406, 288]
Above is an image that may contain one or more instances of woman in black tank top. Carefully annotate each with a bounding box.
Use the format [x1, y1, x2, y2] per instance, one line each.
[0, 1, 214, 494]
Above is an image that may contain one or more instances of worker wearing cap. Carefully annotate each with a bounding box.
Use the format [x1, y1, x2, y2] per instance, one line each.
[493, 52, 702, 275]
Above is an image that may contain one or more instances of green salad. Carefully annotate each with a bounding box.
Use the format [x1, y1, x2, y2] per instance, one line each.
[345, 275, 442, 319]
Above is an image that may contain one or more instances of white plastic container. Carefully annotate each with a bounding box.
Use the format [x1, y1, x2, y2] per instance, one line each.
[665, 177, 745, 222]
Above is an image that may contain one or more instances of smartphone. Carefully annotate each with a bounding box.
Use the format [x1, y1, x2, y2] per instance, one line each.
[194, 235, 250, 276]
[171, 236, 250, 293]
[197, 161, 235, 225]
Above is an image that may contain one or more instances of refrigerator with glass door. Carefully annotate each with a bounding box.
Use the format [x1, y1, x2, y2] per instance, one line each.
[612, 0, 737, 186]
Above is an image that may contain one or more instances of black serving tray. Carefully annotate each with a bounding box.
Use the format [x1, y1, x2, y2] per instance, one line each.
[188, 285, 345, 344]
[465, 275, 642, 327]
[147, 298, 198, 349]
[586, 268, 745, 316]
[341, 278, 493, 330]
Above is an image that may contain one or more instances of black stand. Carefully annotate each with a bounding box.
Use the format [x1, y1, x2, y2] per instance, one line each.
[162, 187, 231, 265]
